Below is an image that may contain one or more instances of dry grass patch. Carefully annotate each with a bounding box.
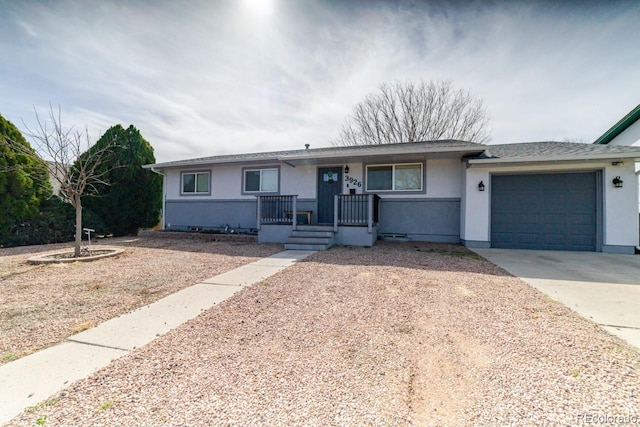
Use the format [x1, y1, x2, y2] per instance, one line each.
[0, 232, 281, 364]
[70, 320, 97, 334]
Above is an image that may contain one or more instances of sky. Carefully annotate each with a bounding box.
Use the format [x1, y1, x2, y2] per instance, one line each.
[1, 0, 639, 163]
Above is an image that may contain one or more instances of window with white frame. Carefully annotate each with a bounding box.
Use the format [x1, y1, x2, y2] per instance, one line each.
[244, 168, 279, 193]
[181, 172, 210, 194]
[366, 163, 423, 191]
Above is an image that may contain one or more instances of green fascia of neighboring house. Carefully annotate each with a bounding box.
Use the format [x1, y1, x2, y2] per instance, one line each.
[594, 104, 640, 145]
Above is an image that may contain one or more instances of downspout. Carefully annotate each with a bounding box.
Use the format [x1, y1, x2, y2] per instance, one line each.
[150, 167, 166, 230]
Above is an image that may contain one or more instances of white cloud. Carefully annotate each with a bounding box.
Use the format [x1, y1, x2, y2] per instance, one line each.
[1, 0, 639, 162]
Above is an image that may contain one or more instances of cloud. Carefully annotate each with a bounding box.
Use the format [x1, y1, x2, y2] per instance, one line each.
[1, 0, 639, 162]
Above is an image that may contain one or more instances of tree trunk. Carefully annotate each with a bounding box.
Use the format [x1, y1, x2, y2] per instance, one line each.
[74, 194, 82, 257]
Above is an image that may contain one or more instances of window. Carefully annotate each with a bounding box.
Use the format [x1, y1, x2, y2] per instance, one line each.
[366, 163, 423, 192]
[244, 168, 279, 193]
[182, 172, 210, 194]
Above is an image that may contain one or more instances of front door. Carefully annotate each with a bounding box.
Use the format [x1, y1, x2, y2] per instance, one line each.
[317, 167, 342, 223]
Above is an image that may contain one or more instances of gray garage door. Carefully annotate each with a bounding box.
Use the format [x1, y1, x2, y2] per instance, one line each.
[491, 172, 598, 251]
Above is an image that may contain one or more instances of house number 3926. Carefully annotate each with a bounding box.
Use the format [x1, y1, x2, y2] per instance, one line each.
[346, 176, 362, 187]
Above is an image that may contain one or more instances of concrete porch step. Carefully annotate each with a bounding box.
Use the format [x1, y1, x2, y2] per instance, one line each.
[295, 225, 334, 232]
[284, 243, 332, 251]
[289, 230, 335, 238]
[286, 236, 333, 245]
[285, 226, 336, 251]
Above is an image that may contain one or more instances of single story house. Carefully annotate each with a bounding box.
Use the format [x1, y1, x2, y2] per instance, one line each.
[144, 140, 640, 253]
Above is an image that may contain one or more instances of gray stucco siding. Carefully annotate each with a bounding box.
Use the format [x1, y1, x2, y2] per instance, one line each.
[164, 197, 461, 243]
[601, 245, 635, 254]
[165, 199, 257, 231]
[378, 198, 460, 242]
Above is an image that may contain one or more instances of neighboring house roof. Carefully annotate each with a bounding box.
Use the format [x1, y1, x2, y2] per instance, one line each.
[593, 104, 640, 145]
[467, 141, 640, 165]
[144, 140, 486, 169]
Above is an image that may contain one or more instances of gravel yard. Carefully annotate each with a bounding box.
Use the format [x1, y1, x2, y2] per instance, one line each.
[0, 231, 281, 364]
[7, 242, 640, 426]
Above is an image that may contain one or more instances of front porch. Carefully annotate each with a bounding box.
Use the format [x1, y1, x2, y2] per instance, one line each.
[256, 194, 380, 249]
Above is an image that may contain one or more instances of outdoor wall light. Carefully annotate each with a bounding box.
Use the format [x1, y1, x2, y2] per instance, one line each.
[344, 165, 350, 174]
[613, 176, 623, 188]
[478, 181, 485, 191]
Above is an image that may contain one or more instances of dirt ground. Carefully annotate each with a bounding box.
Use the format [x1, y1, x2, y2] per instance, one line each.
[6, 241, 640, 426]
[0, 231, 281, 364]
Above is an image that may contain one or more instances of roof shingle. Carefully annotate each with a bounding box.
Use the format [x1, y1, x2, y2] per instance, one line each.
[146, 140, 485, 168]
[145, 140, 640, 169]
[471, 141, 640, 160]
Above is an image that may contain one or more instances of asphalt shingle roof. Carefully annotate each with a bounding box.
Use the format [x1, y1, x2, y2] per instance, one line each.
[469, 141, 640, 161]
[147, 140, 485, 168]
[145, 140, 640, 169]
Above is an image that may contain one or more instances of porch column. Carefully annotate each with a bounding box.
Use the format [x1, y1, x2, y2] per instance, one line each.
[367, 194, 373, 234]
[334, 195, 339, 232]
[292, 195, 297, 231]
[256, 196, 262, 231]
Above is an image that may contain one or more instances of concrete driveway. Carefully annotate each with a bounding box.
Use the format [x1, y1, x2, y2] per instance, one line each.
[473, 248, 640, 351]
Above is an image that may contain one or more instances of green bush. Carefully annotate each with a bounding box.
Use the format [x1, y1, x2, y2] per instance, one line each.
[0, 114, 52, 245]
[81, 125, 161, 236]
[5, 198, 108, 247]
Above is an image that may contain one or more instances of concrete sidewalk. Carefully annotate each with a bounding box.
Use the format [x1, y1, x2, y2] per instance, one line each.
[0, 249, 314, 425]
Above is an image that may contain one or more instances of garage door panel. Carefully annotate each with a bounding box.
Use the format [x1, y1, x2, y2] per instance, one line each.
[570, 229, 596, 241]
[539, 204, 565, 214]
[492, 232, 514, 245]
[541, 223, 565, 234]
[491, 197, 515, 211]
[515, 213, 539, 225]
[493, 214, 538, 231]
[542, 185, 569, 195]
[516, 233, 541, 245]
[491, 223, 511, 233]
[491, 172, 597, 251]
[571, 235, 595, 246]
[493, 194, 532, 211]
[520, 199, 542, 212]
[571, 194, 596, 207]
[541, 214, 564, 225]
[569, 215, 595, 226]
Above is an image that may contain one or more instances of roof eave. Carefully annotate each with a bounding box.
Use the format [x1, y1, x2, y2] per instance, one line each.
[468, 152, 640, 165]
[144, 145, 486, 169]
[143, 156, 282, 169]
[279, 145, 483, 161]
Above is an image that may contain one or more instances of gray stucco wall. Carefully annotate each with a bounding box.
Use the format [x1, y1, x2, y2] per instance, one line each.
[165, 198, 317, 232]
[601, 245, 635, 254]
[335, 225, 378, 246]
[165, 197, 461, 243]
[165, 199, 258, 231]
[378, 198, 460, 243]
[257, 224, 291, 243]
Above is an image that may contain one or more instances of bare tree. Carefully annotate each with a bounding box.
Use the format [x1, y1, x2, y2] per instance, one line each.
[333, 80, 491, 146]
[4, 105, 116, 256]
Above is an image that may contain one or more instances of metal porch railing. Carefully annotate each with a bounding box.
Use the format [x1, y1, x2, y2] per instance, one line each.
[334, 194, 380, 233]
[256, 195, 298, 230]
